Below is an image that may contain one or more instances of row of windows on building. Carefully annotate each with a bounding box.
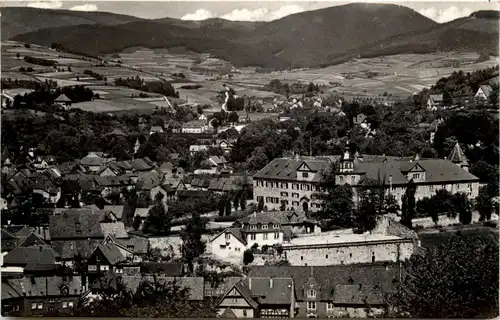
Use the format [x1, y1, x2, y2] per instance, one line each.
[88, 265, 123, 273]
[256, 180, 322, 192]
[244, 224, 280, 230]
[306, 301, 336, 311]
[31, 301, 74, 310]
[249, 233, 280, 240]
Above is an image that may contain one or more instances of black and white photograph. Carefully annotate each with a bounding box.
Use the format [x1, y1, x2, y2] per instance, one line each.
[0, 0, 499, 317]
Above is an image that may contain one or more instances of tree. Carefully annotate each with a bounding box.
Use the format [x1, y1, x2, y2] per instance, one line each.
[240, 192, 247, 211]
[454, 193, 472, 225]
[75, 277, 216, 318]
[302, 201, 308, 213]
[488, 83, 499, 106]
[217, 195, 226, 217]
[400, 179, 416, 229]
[354, 189, 380, 233]
[389, 233, 498, 318]
[228, 111, 239, 124]
[225, 199, 232, 216]
[257, 197, 264, 212]
[233, 193, 240, 211]
[181, 212, 206, 274]
[477, 186, 494, 221]
[243, 249, 254, 265]
[132, 216, 142, 231]
[245, 146, 268, 171]
[417, 189, 456, 222]
[316, 163, 354, 229]
[142, 200, 171, 235]
[280, 201, 286, 211]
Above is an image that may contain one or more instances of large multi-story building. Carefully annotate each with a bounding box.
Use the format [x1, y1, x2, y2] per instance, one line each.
[253, 143, 480, 212]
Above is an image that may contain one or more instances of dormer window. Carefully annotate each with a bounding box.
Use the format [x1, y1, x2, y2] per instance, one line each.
[251, 225, 257, 230]
[302, 172, 309, 178]
[307, 289, 316, 298]
[262, 225, 268, 229]
[225, 233, 231, 240]
[273, 224, 279, 229]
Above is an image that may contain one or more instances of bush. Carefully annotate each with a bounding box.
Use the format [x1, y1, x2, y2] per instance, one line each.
[243, 249, 254, 265]
[484, 221, 498, 228]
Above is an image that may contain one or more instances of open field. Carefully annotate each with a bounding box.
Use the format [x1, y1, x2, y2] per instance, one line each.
[229, 52, 499, 98]
[70, 97, 158, 113]
[3, 41, 498, 113]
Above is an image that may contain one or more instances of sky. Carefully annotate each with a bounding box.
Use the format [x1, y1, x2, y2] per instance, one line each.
[1, 0, 498, 23]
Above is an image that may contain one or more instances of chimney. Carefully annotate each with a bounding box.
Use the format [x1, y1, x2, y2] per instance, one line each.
[269, 277, 273, 289]
[253, 212, 257, 218]
[248, 278, 252, 290]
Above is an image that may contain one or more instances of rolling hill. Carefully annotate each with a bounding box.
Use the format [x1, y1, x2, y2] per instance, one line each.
[0, 7, 144, 40]
[5, 5, 499, 69]
[325, 10, 500, 65]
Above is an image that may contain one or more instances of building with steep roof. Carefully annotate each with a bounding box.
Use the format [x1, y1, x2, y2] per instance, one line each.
[253, 145, 480, 211]
[448, 142, 469, 171]
[215, 277, 295, 318]
[1, 275, 83, 316]
[427, 94, 443, 109]
[248, 263, 403, 318]
[210, 212, 288, 262]
[475, 84, 493, 100]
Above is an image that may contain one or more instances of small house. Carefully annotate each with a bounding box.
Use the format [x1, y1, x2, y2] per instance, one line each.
[475, 84, 493, 100]
[54, 94, 72, 108]
[427, 94, 443, 110]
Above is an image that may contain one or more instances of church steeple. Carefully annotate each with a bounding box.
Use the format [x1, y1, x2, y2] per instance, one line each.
[448, 142, 469, 172]
[340, 142, 354, 173]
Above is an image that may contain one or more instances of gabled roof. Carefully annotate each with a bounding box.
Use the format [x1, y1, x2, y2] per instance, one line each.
[103, 205, 125, 220]
[94, 243, 126, 265]
[17, 232, 47, 248]
[113, 236, 149, 254]
[478, 84, 493, 97]
[448, 142, 468, 165]
[100, 222, 128, 239]
[248, 264, 403, 302]
[136, 171, 163, 190]
[333, 284, 384, 305]
[212, 228, 247, 246]
[3, 276, 83, 298]
[254, 157, 333, 182]
[238, 213, 282, 226]
[51, 239, 101, 260]
[242, 277, 294, 305]
[3, 246, 57, 266]
[49, 211, 104, 239]
[54, 94, 71, 102]
[134, 206, 153, 218]
[108, 128, 127, 136]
